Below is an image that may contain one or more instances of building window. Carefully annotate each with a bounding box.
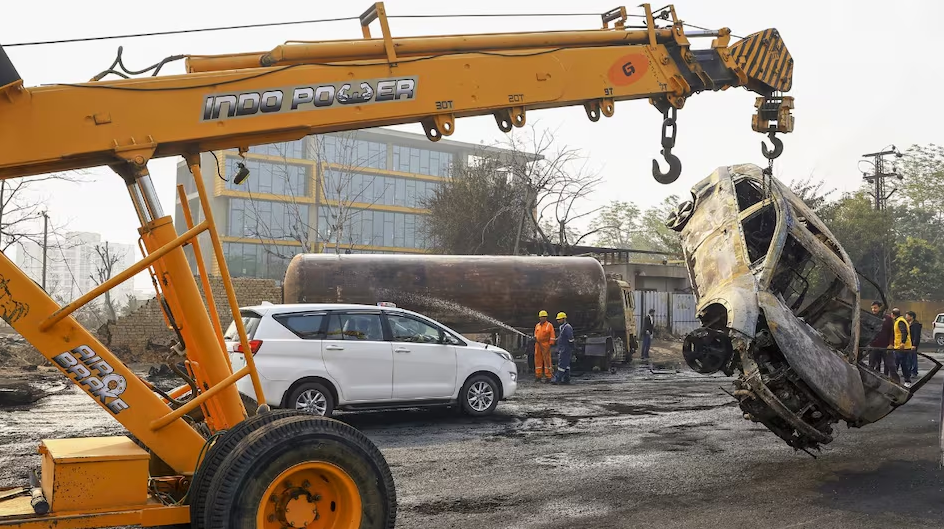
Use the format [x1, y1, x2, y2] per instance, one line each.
[228, 198, 310, 241]
[317, 135, 387, 169]
[225, 157, 309, 196]
[223, 242, 302, 281]
[322, 170, 440, 209]
[392, 146, 453, 177]
[247, 140, 306, 160]
[317, 206, 429, 250]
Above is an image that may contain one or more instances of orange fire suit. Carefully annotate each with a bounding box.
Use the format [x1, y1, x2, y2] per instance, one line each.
[534, 321, 556, 380]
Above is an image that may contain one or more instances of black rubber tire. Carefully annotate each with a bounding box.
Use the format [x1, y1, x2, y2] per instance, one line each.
[936, 334, 944, 347]
[459, 374, 500, 417]
[189, 409, 305, 529]
[202, 415, 396, 529]
[288, 381, 336, 418]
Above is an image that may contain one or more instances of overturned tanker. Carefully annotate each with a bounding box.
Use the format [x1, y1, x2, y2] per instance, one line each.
[669, 163, 940, 450]
[282, 254, 637, 368]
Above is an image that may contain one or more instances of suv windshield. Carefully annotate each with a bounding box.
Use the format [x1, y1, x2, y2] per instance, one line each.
[224, 310, 262, 341]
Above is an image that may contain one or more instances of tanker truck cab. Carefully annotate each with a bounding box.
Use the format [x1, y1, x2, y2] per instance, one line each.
[225, 303, 518, 418]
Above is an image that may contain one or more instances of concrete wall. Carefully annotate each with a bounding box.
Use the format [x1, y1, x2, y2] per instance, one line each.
[96, 276, 281, 363]
[603, 262, 691, 292]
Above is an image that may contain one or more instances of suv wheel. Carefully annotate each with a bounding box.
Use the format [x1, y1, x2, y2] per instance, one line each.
[460, 375, 499, 416]
[937, 334, 944, 347]
[289, 382, 335, 418]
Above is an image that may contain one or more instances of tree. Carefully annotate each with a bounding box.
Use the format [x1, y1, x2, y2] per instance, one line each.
[121, 293, 143, 317]
[424, 125, 605, 255]
[629, 195, 683, 256]
[790, 174, 835, 214]
[89, 241, 124, 322]
[424, 153, 524, 254]
[892, 237, 944, 301]
[588, 200, 640, 249]
[900, 144, 944, 221]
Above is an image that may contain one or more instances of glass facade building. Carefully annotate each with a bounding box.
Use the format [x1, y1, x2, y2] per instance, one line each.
[176, 128, 515, 283]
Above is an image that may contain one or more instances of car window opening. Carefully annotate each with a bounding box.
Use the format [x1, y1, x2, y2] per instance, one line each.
[224, 310, 262, 341]
[327, 313, 384, 341]
[770, 235, 855, 350]
[735, 179, 765, 211]
[388, 314, 442, 343]
[742, 204, 777, 263]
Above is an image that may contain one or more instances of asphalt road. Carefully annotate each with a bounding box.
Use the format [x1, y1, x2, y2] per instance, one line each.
[3, 350, 944, 528]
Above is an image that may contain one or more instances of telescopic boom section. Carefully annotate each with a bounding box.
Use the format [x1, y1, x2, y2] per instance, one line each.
[0, 3, 793, 181]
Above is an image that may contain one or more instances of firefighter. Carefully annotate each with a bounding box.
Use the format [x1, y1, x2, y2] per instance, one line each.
[533, 310, 556, 382]
[551, 312, 575, 385]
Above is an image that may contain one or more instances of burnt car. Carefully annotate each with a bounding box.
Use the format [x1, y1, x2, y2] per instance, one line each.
[668, 163, 939, 451]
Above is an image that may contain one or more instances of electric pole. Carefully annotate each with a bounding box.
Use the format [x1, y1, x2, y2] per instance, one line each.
[41, 211, 48, 289]
[859, 145, 904, 300]
[861, 146, 904, 211]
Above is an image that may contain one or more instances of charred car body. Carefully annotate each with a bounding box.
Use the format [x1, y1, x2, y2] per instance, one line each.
[670, 163, 939, 450]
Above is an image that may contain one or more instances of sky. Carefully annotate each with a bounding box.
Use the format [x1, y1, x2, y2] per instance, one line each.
[3, 0, 941, 289]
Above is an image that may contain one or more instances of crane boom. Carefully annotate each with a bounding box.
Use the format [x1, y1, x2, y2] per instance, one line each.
[0, 4, 793, 183]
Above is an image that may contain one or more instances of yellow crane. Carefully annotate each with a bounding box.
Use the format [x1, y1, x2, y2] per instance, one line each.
[0, 4, 793, 528]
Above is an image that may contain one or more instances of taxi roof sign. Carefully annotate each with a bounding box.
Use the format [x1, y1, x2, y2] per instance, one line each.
[377, 302, 397, 308]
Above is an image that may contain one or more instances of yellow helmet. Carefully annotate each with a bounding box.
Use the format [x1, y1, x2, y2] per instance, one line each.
[556, 312, 567, 320]
[538, 310, 548, 317]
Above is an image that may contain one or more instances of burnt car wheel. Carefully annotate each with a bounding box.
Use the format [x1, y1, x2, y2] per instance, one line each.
[682, 327, 734, 374]
[666, 200, 695, 232]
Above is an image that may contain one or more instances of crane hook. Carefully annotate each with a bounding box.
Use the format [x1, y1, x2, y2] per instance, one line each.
[652, 106, 682, 184]
[652, 149, 682, 184]
[761, 132, 783, 160]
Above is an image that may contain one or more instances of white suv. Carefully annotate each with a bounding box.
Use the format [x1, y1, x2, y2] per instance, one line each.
[224, 303, 518, 417]
[934, 313, 944, 347]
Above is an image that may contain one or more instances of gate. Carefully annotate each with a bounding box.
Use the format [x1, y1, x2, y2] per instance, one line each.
[634, 291, 699, 336]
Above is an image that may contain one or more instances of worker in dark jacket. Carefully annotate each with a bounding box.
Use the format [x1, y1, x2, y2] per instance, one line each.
[868, 301, 896, 381]
[641, 308, 655, 362]
[906, 311, 922, 378]
[551, 312, 574, 385]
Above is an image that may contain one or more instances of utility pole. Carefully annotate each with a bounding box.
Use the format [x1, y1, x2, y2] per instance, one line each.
[861, 146, 904, 211]
[41, 211, 48, 289]
[859, 146, 904, 299]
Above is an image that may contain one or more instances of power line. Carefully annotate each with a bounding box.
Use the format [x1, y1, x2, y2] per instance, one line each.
[4, 13, 603, 48]
[4, 11, 735, 49]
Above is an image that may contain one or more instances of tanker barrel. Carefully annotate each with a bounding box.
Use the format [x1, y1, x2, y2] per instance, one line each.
[283, 254, 609, 334]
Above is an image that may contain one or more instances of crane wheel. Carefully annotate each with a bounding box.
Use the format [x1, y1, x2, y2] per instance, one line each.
[189, 409, 305, 529]
[200, 415, 396, 529]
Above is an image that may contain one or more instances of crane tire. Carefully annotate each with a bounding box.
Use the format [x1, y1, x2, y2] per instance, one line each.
[202, 414, 396, 529]
[189, 409, 305, 529]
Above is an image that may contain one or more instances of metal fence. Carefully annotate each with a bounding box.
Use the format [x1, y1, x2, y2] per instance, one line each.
[634, 291, 699, 336]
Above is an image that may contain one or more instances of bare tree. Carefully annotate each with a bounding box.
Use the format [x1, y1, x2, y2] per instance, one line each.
[313, 132, 390, 253]
[4, 173, 86, 269]
[89, 241, 124, 322]
[424, 125, 606, 256]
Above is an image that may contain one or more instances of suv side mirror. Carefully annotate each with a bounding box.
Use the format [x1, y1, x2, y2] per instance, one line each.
[439, 333, 457, 345]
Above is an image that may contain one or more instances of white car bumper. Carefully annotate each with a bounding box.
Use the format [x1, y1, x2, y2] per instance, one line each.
[500, 360, 518, 399]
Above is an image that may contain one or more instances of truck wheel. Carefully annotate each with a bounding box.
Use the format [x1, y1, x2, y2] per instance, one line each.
[460, 375, 499, 416]
[937, 334, 944, 347]
[201, 415, 396, 529]
[189, 409, 305, 529]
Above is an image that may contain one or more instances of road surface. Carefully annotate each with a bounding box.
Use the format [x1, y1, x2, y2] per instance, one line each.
[2, 351, 943, 528]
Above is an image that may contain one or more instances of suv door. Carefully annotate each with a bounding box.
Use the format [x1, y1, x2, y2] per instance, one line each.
[385, 313, 457, 399]
[322, 311, 393, 402]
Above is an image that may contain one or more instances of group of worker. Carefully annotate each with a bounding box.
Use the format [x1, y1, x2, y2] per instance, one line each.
[867, 301, 923, 387]
[531, 310, 575, 384]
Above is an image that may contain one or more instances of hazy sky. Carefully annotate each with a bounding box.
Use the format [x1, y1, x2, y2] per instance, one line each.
[4, 0, 940, 289]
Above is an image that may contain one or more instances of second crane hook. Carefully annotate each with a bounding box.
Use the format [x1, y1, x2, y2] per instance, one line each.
[761, 132, 784, 160]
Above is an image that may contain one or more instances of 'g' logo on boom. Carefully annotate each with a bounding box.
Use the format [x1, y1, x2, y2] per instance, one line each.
[622, 62, 636, 77]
